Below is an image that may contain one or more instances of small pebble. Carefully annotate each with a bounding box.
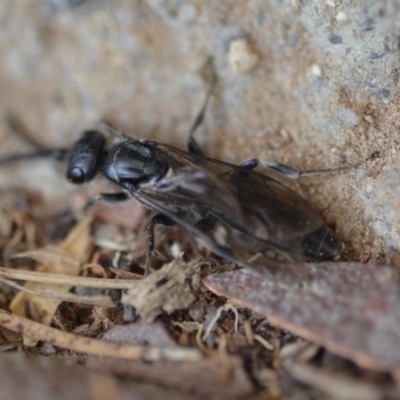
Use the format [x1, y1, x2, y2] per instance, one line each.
[229, 38, 260, 74]
[336, 11, 347, 21]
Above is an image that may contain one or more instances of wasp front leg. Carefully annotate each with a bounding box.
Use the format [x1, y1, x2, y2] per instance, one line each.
[82, 192, 130, 211]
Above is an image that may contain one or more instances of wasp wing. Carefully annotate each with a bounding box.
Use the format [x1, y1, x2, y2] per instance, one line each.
[130, 184, 265, 274]
[116, 160, 264, 272]
[125, 143, 341, 260]
[154, 144, 324, 236]
[163, 145, 343, 260]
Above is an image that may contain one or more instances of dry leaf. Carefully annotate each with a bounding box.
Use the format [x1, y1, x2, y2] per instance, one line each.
[203, 262, 400, 372]
[9, 216, 93, 345]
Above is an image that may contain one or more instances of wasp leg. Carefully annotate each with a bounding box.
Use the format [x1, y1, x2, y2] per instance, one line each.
[38, 193, 125, 232]
[239, 153, 379, 180]
[187, 98, 208, 156]
[187, 87, 215, 156]
[145, 214, 177, 276]
[187, 58, 217, 155]
[83, 192, 129, 210]
[225, 159, 258, 184]
[238, 159, 258, 171]
[239, 158, 308, 179]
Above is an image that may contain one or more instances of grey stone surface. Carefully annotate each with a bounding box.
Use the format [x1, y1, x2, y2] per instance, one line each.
[0, 0, 399, 262]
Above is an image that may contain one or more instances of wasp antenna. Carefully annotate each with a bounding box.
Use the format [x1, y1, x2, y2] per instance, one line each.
[52, 148, 69, 162]
[0, 147, 68, 166]
[1, 116, 69, 165]
[5, 115, 51, 150]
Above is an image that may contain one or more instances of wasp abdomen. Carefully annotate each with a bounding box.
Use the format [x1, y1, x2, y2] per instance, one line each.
[301, 226, 344, 261]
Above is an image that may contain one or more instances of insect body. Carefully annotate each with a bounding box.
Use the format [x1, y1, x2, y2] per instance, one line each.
[2, 95, 348, 275]
[66, 124, 344, 275]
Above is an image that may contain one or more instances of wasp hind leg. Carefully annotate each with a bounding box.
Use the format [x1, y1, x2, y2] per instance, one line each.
[239, 153, 379, 180]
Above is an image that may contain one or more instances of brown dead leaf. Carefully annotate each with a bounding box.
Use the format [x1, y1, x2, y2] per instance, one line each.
[9, 216, 93, 345]
[87, 353, 254, 399]
[203, 262, 400, 373]
[122, 258, 207, 321]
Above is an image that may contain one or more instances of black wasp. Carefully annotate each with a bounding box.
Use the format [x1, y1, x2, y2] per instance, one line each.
[2, 92, 355, 276]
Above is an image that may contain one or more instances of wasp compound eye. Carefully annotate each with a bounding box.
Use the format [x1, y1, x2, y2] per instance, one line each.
[66, 130, 106, 184]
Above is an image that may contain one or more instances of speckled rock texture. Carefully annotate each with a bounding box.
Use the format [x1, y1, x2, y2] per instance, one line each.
[0, 0, 399, 263]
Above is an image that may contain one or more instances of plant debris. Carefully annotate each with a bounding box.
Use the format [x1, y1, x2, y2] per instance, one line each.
[0, 308, 201, 361]
[203, 262, 400, 372]
[121, 257, 208, 321]
[0, 190, 400, 399]
[8, 216, 93, 346]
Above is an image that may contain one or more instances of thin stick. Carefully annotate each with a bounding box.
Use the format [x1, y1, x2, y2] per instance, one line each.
[0, 267, 140, 289]
[0, 309, 202, 361]
[0, 276, 113, 307]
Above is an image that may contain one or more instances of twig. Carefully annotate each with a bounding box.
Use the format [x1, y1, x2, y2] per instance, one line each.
[0, 276, 113, 307]
[0, 309, 202, 361]
[203, 304, 239, 341]
[0, 267, 139, 289]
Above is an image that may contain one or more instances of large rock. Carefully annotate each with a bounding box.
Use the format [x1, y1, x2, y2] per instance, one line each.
[0, 0, 398, 262]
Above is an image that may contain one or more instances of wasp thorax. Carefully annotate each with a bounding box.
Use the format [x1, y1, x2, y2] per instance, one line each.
[104, 141, 167, 185]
